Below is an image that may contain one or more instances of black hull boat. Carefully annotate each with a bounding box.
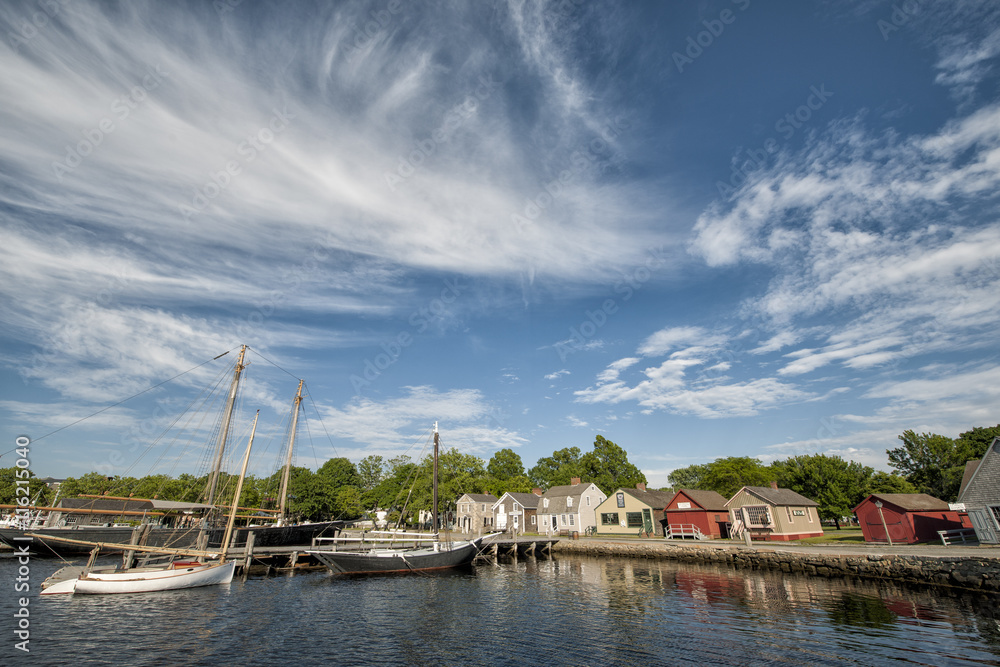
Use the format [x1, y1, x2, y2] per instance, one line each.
[308, 536, 484, 575]
[0, 521, 344, 557]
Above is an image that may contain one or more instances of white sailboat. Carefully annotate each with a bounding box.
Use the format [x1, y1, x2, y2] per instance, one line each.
[39, 411, 260, 595]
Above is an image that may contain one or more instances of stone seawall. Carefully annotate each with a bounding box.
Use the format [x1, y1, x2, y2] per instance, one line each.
[552, 540, 1000, 593]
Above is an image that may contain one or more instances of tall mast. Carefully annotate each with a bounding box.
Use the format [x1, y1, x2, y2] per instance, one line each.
[277, 379, 304, 525]
[432, 421, 439, 535]
[221, 410, 257, 563]
[206, 344, 248, 508]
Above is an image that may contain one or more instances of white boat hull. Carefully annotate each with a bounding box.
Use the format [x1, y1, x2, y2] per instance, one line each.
[50, 561, 236, 595]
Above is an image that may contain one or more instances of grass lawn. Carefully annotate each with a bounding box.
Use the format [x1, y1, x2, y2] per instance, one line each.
[793, 528, 866, 545]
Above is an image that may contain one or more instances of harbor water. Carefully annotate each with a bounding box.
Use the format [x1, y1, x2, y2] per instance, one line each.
[3, 553, 999, 665]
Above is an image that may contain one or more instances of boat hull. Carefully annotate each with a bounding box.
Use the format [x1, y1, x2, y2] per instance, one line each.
[0, 521, 344, 557]
[72, 560, 236, 594]
[308, 539, 482, 575]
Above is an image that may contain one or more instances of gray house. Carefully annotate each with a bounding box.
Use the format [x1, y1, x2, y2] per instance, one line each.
[455, 493, 498, 535]
[536, 477, 607, 535]
[957, 437, 1000, 544]
[493, 490, 542, 534]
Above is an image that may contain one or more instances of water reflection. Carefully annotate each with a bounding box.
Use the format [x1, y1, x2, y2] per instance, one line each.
[8, 553, 1000, 666]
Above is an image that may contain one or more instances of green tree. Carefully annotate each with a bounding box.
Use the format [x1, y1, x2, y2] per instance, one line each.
[487, 448, 524, 481]
[866, 471, 917, 495]
[528, 447, 582, 489]
[0, 468, 52, 507]
[667, 463, 710, 490]
[578, 435, 646, 496]
[772, 454, 869, 528]
[357, 455, 385, 492]
[59, 472, 119, 498]
[955, 425, 1000, 460]
[887, 430, 967, 501]
[700, 457, 773, 499]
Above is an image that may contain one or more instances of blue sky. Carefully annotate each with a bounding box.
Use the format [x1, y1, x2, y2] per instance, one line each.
[1, 0, 999, 488]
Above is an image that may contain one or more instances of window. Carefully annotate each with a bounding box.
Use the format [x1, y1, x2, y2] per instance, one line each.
[626, 512, 644, 528]
[64, 515, 78, 525]
[743, 505, 771, 527]
[601, 512, 619, 525]
[567, 497, 573, 508]
[561, 515, 566, 526]
[543, 498, 549, 509]
[616, 492, 625, 508]
[586, 496, 591, 506]
[531, 515, 536, 525]
[569, 515, 574, 526]
[786, 506, 793, 522]
[792, 509, 806, 516]
[90, 516, 104, 525]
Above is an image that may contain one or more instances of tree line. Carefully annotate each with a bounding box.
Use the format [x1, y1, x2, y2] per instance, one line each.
[1, 435, 647, 526]
[667, 424, 999, 528]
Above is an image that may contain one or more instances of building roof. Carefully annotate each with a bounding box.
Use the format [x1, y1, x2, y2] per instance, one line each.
[957, 437, 1000, 507]
[458, 493, 499, 504]
[668, 489, 729, 512]
[619, 487, 674, 509]
[958, 460, 980, 499]
[542, 481, 596, 498]
[539, 482, 602, 514]
[497, 492, 541, 510]
[855, 493, 950, 513]
[731, 486, 819, 507]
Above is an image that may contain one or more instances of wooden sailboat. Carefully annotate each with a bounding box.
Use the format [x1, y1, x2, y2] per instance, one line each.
[307, 423, 490, 575]
[2, 347, 342, 556]
[39, 412, 260, 595]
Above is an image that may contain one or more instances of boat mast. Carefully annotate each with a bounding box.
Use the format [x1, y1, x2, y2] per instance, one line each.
[206, 345, 248, 508]
[432, 421, 439, 535]
[221, 410, 257, 563]
[277, 379, 304, 526]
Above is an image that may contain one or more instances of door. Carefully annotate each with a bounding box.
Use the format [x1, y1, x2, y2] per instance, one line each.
[641, 509, 654, 535]
[969, 508, 999, 544]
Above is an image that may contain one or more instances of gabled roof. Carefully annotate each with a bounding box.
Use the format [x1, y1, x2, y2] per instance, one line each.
[457, 493, 499, 504]
[496, 492, 541, 510]
[958, 460, 980, 499]
[618, 487, 674, 509]
[727, 486, 819, 507]
[541, 482, 597, 498]
[958, 437, 1000, 505]
[539, 482, 602, 514]
[668, 489, 729, 512]
[853, 493, 950, 513]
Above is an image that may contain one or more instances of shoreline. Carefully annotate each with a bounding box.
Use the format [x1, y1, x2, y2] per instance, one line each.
[550, 536, 1000, 593]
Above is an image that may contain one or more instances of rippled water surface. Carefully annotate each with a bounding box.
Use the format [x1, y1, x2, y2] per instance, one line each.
[3, 553, 1000, 665]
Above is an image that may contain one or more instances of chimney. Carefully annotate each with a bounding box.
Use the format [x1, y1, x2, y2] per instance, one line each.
[770, 480, 779, 490]
[636, 482, 646, 491]
[532, 488, 543, 496]
[571, 477, 581, 486]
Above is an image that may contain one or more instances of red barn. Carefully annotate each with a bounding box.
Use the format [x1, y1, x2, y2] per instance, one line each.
[854, 493, 970, 544]
[664, 489, 731, 539]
